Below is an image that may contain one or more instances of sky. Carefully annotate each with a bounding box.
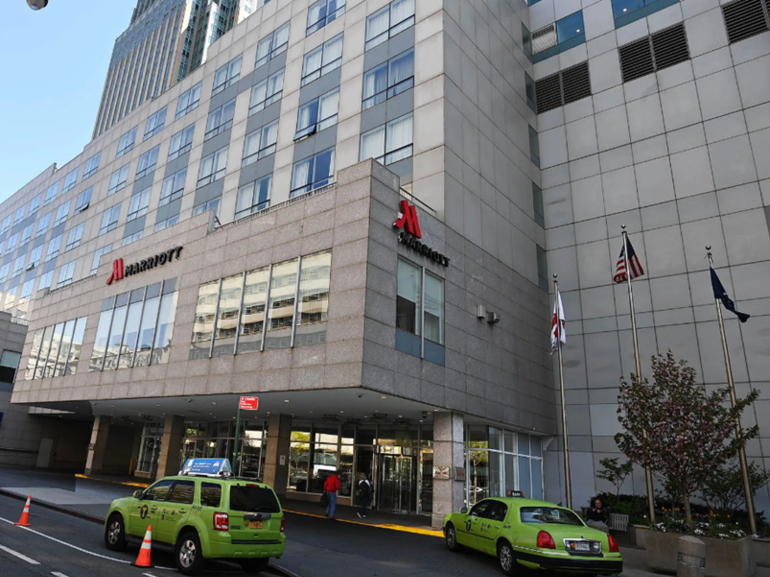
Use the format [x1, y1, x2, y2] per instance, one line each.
[0, 0, 136, 203]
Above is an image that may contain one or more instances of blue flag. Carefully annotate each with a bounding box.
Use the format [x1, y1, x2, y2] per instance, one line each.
[710, 266, 750, 323]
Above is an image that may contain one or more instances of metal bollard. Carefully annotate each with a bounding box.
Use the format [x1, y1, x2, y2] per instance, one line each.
[677, 535, 706, 577]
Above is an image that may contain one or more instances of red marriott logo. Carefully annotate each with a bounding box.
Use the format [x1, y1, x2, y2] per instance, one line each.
[393, 200, 422, 238]
[106, 246, 183, 285]
[107, 259, 125, 285]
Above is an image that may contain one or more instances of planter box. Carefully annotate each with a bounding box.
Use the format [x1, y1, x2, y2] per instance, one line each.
[646, 531, 756, 577]
[629, 524, 650, 549]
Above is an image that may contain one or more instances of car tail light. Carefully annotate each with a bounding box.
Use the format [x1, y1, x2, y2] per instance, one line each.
[280, 517, 286, 533]
[537, 530, 555, 549]
[608, 534, 619, 553]
[213, 512, 229, 531]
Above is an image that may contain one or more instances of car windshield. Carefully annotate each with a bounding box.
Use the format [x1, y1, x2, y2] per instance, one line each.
[520, 506, 584, 526]
[230, 484, 281, 513]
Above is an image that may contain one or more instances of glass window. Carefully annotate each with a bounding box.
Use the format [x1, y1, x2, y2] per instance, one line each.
[365, 0, 415, 50]
[128, 186, 152, 221]
[136, 145, 160, 178]
[34, 325, 54, 379]
[134, 285, 161, 367]
[308, 0, 346, 34]
[612, 0, 648, 20]
[529, 125, 540, 167]
[520, 506, 582, 525]
[12, 255, 25, 277]
[38, 269, 54, 290]
[5, 233, 18, 254]
[123, 230, 143, 246]
[200, 483, 222, 507]
[236, 176, 272, 219]
[160, 168, 187, 206]
[294, 89, 339, 140]
[63, 316, 86, 376]
[55, 201, 71, 226]
[360, 113, 413, 165]
[533, 183, 544, 228]
[290, 148, 335, 197]
[144, 106, 167, 140]
[83, 152, 101, 179]
[295, 251, 331, 347]
[168, 124, 195, 160]
[63, 168, 79, 193]
[175, 82, 202, 119]
[242, 120, 279, 166]
[424, 272, 444, 345]
[289, 427, 311, 491]
[212, 55, 242, 95]
[44, 183, 58, 206]
[108, 164, 130, 196]
[537, 244, 548, 292]
[74, 187, 92, 213]
[0, 350, 21, 384]
[14, 206, 26, 225]
[152, 288, 178, 365]
[99, 203, 121, 235]
[212, 274, 243, 357]
[557, 11, 584, 43]
[29, 194, 41, 214]
[168, 481, 195, 504]
[65, 223, 84, 251]
[91, 244, 113, 274]
[198, 147, 228, 187]
[525, 72, 536, 112]
[249, 69, 284, 114]
[237, 266, 269, 354]
[155, 215, 181, 232]
[205, 99, 236, 140]
[25, 328, 44, 380]
[46, 234, 62, 262]
[116, 127, 138, 158]
[53, 320, 75, 377]
[255, 22, 290, 68]
[28, 245, 43, 269]
[264, 259, 298, 350]
[36, 212, 51, 237]
[301, 34, 343, 86]
[230, 485, 281, 512]
[0, 264, 9, 282]
[192, 199, 219, 218]
[44, 322, 65, 377]
[0, 215, 10, 234]
[144, 479, 174, 501]
[3, 286, 17, 311]
[362, 49, 414, 109]
[118, 290, 144, 369]
[397, 258, 421, 335]
[191, 280, 219, 359]
[57, 260, 76, 287]
[20, 224, 33, 246]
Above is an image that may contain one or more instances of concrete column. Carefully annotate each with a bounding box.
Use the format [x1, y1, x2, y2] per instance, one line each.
[263, 414, 292, 498]
[155, 415, 186, 479]
[432, 412, 465, 527]
[84, 416, 111, 475]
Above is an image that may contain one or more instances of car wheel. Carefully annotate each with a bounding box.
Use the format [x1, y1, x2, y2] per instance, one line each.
[104, 514, 127, 551]
[240, 558, 270, 574]
[175, 531, 206, 575]
[445, 523, 461, 552]
[497, 540, 517, 576]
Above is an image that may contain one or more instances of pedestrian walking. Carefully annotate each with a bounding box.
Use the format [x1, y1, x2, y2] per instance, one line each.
[356, 473, 372, 519]
[323, 470, 341, 518]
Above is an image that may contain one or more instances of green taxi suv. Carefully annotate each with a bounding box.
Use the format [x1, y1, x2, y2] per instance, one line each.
[103, 460, 285, 575]
[443, 497, 623, 576]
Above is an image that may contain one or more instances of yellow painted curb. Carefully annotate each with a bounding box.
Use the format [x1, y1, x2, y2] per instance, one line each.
[76, 474, 150, 488]
[283, 508, 443, 538]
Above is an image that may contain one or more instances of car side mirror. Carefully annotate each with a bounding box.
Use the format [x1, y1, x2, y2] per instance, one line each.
[461, 507, 468, 514]
[133, 489, 144, 499]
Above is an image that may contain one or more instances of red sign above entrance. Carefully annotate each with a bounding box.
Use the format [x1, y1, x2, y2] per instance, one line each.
[393, 200, 449, 267]
[239, 396, 259, 411]
[393, 200, 422, 238]
[106, 246, 183, 285]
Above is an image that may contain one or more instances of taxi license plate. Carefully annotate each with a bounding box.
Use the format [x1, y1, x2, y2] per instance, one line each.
[248, 521, 263, 530]
[572, 542, 590, 552]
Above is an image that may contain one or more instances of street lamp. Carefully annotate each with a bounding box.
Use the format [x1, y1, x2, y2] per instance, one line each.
[27, 0, 48, 9]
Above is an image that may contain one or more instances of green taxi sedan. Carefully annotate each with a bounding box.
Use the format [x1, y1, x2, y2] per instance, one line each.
[104, 475, 285, 575]
[443, 497, 622, 576]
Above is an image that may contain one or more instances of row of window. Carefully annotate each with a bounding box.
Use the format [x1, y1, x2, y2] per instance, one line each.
[190, 251, 331, 359]
[24, 316, 88, 380]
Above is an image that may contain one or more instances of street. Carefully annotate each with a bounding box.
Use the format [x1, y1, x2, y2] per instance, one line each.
[0, 493, 505, 577]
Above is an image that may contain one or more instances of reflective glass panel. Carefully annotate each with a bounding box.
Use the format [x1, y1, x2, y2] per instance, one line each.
[134, 294, 160, 367]
[237, 267, 269, 354]
[152, 291, 178, 365]
[264, 259, 298, 350]
[213, 274, 243, 357]
[295, 252, 331, 347]
[64, 317, 87, 376]
[191, 281, 219, 359]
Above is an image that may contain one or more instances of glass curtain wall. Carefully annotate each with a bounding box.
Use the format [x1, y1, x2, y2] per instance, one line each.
[89, 279, 178, 372]
[465, 425, 544, 506]
[182, 419, 268, 479]
[25, 316, 87, 380]
[137, 421, 164, 475]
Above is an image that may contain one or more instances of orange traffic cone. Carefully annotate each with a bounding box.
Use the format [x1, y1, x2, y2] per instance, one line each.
[14, 495, 31, 526]
[131, 525, 153, 568]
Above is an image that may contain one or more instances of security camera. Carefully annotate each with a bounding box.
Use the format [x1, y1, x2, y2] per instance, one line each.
[422, 411, 429, 419]
[27, 0, 48, 9]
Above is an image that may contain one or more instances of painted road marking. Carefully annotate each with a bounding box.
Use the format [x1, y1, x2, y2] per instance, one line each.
[142, 573, 158, 577]
[51, 572, 70, 577]
[0, 515, 174, 570]
[0, 544, 40, 564]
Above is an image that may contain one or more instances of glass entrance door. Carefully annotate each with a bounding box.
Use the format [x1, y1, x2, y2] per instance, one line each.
[378, 454, 415, 513]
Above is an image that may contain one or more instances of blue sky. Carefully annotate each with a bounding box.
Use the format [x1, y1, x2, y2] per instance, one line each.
[0, 0, 135, 203]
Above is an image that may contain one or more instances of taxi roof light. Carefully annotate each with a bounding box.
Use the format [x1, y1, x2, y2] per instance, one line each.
[537, 530, 556, 549]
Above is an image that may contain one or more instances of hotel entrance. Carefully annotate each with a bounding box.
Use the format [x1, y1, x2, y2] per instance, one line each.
[377, 449, 416, 513]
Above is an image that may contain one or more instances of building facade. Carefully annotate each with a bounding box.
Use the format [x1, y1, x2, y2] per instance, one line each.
[6, 0, 552, 526]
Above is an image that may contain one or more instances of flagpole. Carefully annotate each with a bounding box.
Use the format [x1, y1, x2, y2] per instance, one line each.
[706, 246, 756, 535]
[621, 225, 656, 525]
[553, 275, 572, 510]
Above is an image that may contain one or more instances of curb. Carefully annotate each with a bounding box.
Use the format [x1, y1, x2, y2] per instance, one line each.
[267, 562, 304, 577]
[0, 488, 105, 525]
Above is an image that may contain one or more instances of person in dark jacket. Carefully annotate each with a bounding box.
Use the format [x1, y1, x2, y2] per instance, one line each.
[356, 473, 372, 519]
[586, 497, 610, 533]
[323, 470, 341, 518]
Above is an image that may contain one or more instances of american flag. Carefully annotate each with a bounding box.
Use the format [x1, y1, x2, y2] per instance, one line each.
[613, 237, 645, 283]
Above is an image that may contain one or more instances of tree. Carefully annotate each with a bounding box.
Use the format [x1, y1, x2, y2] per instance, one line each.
[702, 460, 770, 516]
[615, 351, 759, 523]
[597, 457, 634, 498]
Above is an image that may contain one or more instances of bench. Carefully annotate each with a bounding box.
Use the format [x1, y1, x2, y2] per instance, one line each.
[609, 513, 629, 533]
